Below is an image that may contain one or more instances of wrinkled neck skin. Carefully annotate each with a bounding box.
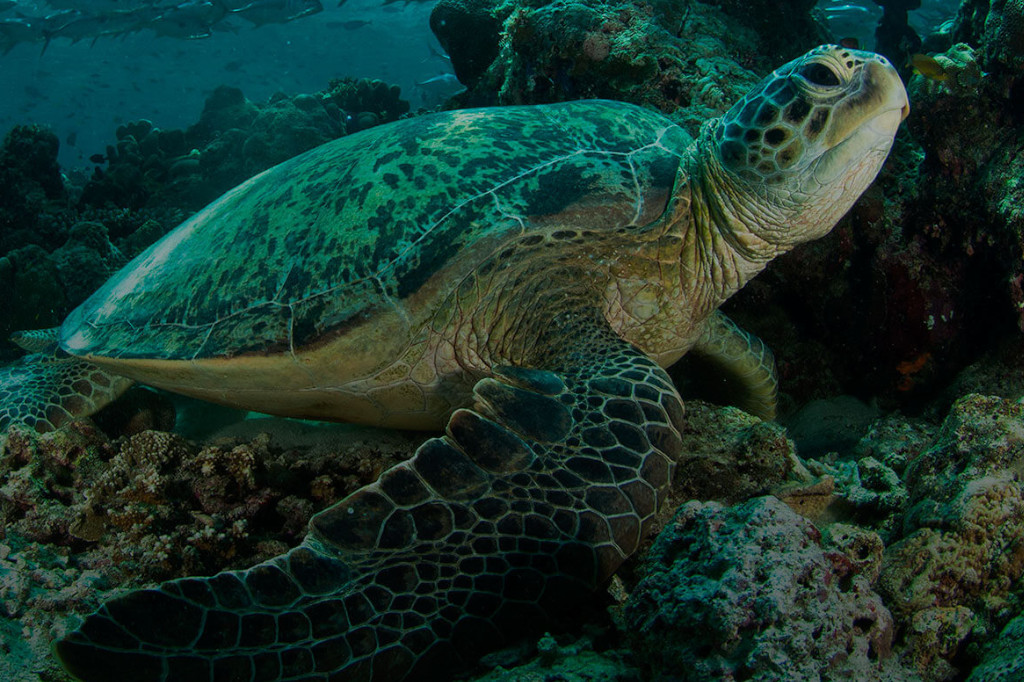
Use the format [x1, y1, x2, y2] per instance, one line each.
[678, 124, 810, 317]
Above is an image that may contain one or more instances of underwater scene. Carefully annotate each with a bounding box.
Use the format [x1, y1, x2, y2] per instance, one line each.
[0, 0, 1022, 680]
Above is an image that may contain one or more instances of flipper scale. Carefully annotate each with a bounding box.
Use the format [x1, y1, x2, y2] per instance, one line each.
[0, 329, 133, 434]
[56, 325, 684, 681]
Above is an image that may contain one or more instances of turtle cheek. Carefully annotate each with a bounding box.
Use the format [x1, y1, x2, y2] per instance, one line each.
[821, 59, 904, 148]
[783, 97, 813, 127]
[774, 139, 804, 170]
[718, 140, 748, 173]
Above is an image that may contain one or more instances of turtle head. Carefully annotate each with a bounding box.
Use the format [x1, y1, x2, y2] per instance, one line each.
[706, 45, 909, 247]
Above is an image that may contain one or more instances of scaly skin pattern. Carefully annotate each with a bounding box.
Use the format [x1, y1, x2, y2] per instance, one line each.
[0, 329, 132, 434]
[56, 316, 684, 681]
[41, 46, 909, 681]
[689, 310, 778, 421]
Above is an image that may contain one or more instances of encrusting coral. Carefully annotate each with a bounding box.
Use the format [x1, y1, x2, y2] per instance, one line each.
[623, 496, 912, 681]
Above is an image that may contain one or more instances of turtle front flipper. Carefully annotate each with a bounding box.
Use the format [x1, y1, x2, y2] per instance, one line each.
[688, 310, 778, 421]
[55, 322, 685, 681]
[1, 329, 133, 434]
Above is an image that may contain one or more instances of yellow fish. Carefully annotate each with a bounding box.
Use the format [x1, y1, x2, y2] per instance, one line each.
[909, 53, 948, 81]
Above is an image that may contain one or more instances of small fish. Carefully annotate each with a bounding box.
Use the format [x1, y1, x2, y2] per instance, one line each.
[839, 37, 859, 50]
[425, 41, 450, 64]
[414, 72, 465, 107]
[416, 73, 460, 87]
[909, 53, 947, 81]
[89, 153, 107, 164]
[148, 1, 227, 40]
[66, 131, 77, 146]
[230, 0, 322, 26]
[822, 3, 873, 15]
[326, 19, 370, 30]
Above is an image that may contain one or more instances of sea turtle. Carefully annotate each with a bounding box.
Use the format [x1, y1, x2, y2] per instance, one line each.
[0, 45, 908, 681]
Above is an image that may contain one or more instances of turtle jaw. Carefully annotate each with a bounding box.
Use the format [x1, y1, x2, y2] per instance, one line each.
[808, 105, 903, 189]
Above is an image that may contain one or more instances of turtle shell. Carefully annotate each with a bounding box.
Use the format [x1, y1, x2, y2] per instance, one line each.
[62, 101, 689, 367]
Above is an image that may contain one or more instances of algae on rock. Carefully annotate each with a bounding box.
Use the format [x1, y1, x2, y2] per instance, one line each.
[623, 496, 913, 681]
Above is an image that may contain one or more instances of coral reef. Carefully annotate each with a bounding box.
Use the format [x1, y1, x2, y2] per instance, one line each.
[0, 125, 73, 258]
[611, 386, 1024, 681]
[937, 336, 1024, 410]
[807, 455, 909, 541]
[431, 0, 826, 132]
[878, 394, 1024, 679]
[670, 401, 803, 505]
[0, 221, 127, 356]
[794, 412, 935, 541]
[0, 124, 65, 217]
[80, 78, 410, 212]
[623, 496, 910, 680]
[6, 385, 1024, 681]
[0, 414, 420, 682]
[956, 0, 1024, 72]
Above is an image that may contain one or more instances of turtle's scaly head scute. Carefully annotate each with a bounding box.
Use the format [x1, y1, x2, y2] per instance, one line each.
[707, 45, 909, 244]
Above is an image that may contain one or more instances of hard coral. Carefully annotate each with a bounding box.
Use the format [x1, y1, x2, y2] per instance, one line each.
[431, 0, 777, 129]
[879, 395, 1024, 678]
[624, 496, 909, 680]
[956, 0, 1024, 71]
[669, 401, 801, 505]
[0, 124, 65, 203]
[325, 77, 410, 130]
[79, 78, 409, 214]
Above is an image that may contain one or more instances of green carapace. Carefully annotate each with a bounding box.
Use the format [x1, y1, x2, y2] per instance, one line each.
[0, 46, 908, 682]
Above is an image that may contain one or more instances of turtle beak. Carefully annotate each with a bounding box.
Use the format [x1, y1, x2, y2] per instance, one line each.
[868, 56, 910, 125]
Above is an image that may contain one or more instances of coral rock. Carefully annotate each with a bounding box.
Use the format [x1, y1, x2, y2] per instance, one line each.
[624, 496, 909, 680]
[670, 401, 802, 505]
[879, 394, 1024, 677]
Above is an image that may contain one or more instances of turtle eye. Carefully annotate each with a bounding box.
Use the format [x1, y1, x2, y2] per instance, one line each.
[800, 62, 841, 87]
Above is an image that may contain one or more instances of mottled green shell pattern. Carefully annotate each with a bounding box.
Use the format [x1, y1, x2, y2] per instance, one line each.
[62, 101, 690, 361]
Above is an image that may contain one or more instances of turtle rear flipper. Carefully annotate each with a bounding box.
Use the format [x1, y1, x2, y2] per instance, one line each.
[688, 310, 778, 421]
[11, 327, 62, 353]
[1, 329, 133, 433]
[55, 321, 684, 681]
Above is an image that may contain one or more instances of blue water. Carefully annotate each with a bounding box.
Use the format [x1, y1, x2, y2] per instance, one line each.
[0, 0, 959, 169]
[817, 0, 961, 49]
[0, 0, 448, 167]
